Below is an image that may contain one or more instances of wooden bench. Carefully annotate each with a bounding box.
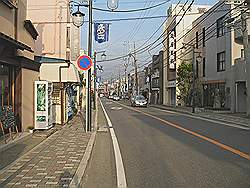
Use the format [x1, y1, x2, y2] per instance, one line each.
[0, 106, 19, 144]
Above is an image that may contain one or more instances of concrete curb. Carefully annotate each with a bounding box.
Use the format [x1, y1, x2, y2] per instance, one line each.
[69, 100, 99, 188]
[69, 131, 96, 188]
[151, 105, 250, 128]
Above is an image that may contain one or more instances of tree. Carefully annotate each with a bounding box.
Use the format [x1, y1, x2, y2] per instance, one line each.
[177, 62, 193, 106]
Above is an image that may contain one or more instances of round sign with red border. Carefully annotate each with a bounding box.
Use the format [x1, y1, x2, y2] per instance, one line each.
[77, 55, 93, 71]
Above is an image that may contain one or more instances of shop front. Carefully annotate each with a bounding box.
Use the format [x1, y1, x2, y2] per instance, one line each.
[203, 81, 227, 109]
[0, 32, 40, 131]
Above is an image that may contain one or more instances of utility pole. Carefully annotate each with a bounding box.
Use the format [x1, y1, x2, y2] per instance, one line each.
[93, 51, 97, 110]
[86, 0, 93, 132]
[133, 42, 139, 95]
[192, 45, 196, 113]
[241, 2, 250, 116]
[124, 62, 128, 97]
[118, 68, 121, 97]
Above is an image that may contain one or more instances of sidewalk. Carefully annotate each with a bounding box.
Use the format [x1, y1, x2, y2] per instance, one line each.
[151, 105, 250, 128]
[0, 112, 92, 187]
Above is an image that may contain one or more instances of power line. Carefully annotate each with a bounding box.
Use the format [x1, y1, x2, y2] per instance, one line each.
[91, 0, 170, 13]
[137, 0, 182, 50]
[97, 0, 240, 64]
[97, 0, 191, 63]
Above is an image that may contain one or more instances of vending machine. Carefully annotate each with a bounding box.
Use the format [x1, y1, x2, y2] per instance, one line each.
[34, 81, 53, 129]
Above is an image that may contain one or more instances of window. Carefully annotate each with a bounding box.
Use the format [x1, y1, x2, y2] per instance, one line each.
[202, 27, 205, 47]
[217, 17, 225, 37]
[196, 31, 199, 49]
[217, 51, 225, 72]
[203, 57, 205, 77]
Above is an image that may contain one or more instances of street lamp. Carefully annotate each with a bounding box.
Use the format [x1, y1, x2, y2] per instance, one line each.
[72, 6, 85, 28]
[181, 43, 202, 113]
[107, 0, 119, 11]
[93, 50, 106, 110]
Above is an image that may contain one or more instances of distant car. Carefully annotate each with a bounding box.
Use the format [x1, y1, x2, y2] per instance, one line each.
[99, 93, 104, 98]
[113, 95, 120, 101]
[131, 95, 147, 107]
[108, 95, 114, 99]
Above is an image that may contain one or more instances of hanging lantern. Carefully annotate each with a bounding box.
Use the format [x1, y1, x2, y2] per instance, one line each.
[107, 0, 119, 11]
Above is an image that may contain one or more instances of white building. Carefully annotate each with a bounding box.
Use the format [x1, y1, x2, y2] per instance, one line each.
[163, 3, 211, 106]
[182, 0, 248, 112]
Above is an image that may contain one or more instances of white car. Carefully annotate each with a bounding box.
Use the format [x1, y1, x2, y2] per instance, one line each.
[113, 95, 120, 101]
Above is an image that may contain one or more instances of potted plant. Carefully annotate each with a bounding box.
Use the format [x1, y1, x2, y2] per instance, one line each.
[27, 126, 34, 133]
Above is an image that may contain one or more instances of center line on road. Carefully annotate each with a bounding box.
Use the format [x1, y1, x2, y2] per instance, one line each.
[100, 100, 127, 188]
[115, 102, 250, 161]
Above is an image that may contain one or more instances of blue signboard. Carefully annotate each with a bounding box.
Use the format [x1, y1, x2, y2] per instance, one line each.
[94, 23, 110, 43]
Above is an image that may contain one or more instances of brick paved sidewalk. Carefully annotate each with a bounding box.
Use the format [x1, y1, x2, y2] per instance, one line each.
[0, 113, 91, 188]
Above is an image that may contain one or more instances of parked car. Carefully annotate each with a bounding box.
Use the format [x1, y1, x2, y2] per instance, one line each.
[113, 95, 120, 101]
[131, 95, 148, 107]
[108, 95, 114, 99]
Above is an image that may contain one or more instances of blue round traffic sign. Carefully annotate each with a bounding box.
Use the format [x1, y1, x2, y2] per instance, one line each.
[77, 55, 93, 71]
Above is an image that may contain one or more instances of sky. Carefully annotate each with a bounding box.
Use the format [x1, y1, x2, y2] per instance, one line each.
[78, 0, 218, 81]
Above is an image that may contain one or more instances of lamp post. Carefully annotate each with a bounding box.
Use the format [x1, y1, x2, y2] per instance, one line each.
[182, 43, 202, 113]
[93, 51, 106, 110]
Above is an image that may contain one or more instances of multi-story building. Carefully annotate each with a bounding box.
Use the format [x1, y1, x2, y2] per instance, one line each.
[150, 51, 164, 104]
[183, 0, 248, 112]
[138, 70, 146, 93]
[163, 3, 211, 106]
[27, 0, 81, 124]
[0, 0, 40, 131]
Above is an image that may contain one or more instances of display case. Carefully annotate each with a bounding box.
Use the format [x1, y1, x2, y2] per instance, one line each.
[34, 81, 53, 129]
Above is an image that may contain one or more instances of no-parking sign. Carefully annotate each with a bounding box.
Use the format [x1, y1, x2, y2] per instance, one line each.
[77, 55, 93, 71]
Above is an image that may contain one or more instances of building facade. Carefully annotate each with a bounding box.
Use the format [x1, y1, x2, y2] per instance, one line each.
[150, 51, 164, 105]
[183, 1, 247, 112]
[0, 0, 40, 130]
[27, 0, 81, 124]
[163, 3, 211, 106]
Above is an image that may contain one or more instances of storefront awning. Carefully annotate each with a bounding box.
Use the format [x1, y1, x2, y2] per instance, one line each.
[37, 56, 80, 83]
[0, 32, 33, 52]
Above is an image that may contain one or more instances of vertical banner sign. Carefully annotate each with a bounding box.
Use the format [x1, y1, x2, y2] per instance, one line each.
[94, 23, 110, 43]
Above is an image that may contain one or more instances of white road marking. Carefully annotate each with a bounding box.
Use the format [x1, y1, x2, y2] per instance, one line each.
[111, 107, 123, 110]
[100, 100, 127, 188]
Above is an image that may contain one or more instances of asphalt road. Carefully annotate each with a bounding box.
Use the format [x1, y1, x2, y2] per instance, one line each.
[101, 98, 250, 188]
